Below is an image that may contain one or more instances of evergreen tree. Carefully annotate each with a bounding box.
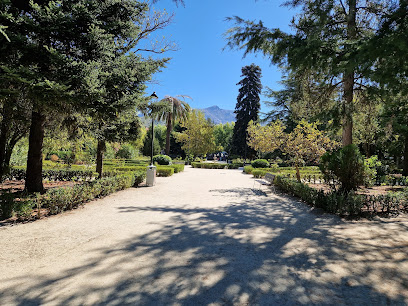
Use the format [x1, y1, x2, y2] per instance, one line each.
[0, 1, 173, 190]
[226, 0, 394, 147]
[230, 64, 262, 158]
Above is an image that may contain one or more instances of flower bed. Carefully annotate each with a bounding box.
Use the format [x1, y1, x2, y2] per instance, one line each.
[274, 175, 408, 217]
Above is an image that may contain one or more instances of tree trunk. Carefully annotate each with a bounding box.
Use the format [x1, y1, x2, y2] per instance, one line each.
[4, 134, 23, 170]
[342, 0, 357, 147]
[0, 102, 12, 178]
[403, 135, 408, 176]
[165, 116, 172, 155]
[25, 110, 46, 193]
[0, 120, 10, 179]
[295, 164, 301, 182]
[96, 139, 106, 178]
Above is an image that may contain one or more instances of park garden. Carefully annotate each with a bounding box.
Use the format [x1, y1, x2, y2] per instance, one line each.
[1, 0, 408, 222]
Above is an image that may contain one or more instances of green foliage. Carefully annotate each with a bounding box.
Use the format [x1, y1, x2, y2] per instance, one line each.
[191, 162, 241, 169]
[0, 167, 148, 221]
[364, 155, 382, 187]
[153, 155, 172, 165]
[251, 159, 269, 168]
[213, 122, 234, 152]
[0, 0, 172, 191]
[5, 168, 97, 182]
[133, 170, 147, 186]
[14, 200, 34, 220]
[319, 145, 366, 193]
[269, 163, 279, 172]
[252, 169, 268, 178]
[142, 131, 161, 157]
[156, 166, 174, 177]
[154, 96, 192, 155]
[275, 175, 408, 217]
[175, 110, 219, 157]
[170, 164, 185, 173]
[231, 64, 262, 157]
[115, 144, 135, 160]
[244, 165, 253, 174]
[40, 174, 137, 215]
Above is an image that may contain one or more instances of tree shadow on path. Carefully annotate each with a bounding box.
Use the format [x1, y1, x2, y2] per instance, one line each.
[1, 187, 407, 305]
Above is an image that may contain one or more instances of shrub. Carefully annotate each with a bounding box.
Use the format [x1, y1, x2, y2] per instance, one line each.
[319, 144, 366, 193]
[191, 162, 201, 168]
[244, 166, 253, 174]
[274, 175, 365, 215]
[5, 168, 97, 182]
[201, 163, 226, 169]
[251, 159, 270, 168]
[14, 200, 34, 220]
[274, 175, 408, 216]
[227, 163, 242, 169]
[171, 164, 185, 173]
[133, 170, 146, 186]
[364, 155, 382, 187]
[115, 144, 135, 159]
[269, 163, 279, 172]
[41, 173, 136, 215]
[153, 154, 172, 165]
[252, 169, 268, 178]
[0, 191, 14, 220]
[156, 166, 174, 177]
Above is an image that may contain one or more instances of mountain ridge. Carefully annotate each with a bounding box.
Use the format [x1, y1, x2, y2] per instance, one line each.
[198, 105, 235, 124]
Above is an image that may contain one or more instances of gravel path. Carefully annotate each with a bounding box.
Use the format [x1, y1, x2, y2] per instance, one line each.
[1, 167, 407, 305]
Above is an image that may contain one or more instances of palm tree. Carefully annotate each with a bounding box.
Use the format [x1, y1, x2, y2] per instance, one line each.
[156, 95, 191, 155]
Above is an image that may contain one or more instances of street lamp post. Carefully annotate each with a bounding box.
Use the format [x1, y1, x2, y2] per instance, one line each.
[150, 92, 158, 166]
[146, 92, 158, 187]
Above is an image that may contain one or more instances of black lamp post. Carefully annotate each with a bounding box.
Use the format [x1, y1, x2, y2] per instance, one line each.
[150, 92, 158, 166]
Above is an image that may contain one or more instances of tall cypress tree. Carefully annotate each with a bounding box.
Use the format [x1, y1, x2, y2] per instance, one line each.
[231, 64, 262, 158]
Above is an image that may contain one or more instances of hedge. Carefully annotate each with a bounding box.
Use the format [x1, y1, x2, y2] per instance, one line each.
[156, 166, 174, 177]
[105, 164, 184, 175]
[0, 171, 146, 220]
[4, 168, 97, 182]
[274, 175, 408, 217]
[191, 162, 241, 169]
[252, 169, 270, 178]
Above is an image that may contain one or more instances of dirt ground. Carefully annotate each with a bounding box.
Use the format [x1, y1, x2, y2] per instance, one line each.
[0, 180, 77, 193]
[307, 183, 405, 196]
[0, 167, 407, 305]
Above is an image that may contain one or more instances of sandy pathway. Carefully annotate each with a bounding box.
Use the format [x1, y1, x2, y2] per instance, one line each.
[0, 167, 407, 305]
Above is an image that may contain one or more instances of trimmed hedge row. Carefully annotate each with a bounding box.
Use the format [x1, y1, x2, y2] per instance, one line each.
[41, 173, 139, 215]
[156, 166, 174, 177]
[105, 164, 184, 176]
[0, 171, 146, 220]
[244, 166, 324, 183]
[191, 162, 241, 169]
[4, 168, 96, 182]
[274, 175, 408, 216]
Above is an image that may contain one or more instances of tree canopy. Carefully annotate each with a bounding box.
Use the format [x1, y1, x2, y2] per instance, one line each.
[230, 63, 262, 158]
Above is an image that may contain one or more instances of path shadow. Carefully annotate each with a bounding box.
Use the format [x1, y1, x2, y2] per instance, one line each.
[1, 189, 407, 305]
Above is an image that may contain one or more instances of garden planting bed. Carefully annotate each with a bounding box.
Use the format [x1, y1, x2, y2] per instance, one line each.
[0, 180, 82, 224]
[0, 180, 78, 193]
[307, 183, 405, 196]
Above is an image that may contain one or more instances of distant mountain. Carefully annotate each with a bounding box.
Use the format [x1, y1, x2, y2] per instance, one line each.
[199, 105, 235, 124]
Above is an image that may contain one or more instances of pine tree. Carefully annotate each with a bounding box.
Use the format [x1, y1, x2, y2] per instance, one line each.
[226, 0, 395, 147]
[231, 64, 262, 158]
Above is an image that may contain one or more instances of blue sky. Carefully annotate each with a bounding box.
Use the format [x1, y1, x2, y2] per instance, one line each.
[147, 0, 297, 113]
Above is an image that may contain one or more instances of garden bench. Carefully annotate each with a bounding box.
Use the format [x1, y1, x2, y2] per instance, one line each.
[253, 173, 276, 192]
[264, 173, 276, 185]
